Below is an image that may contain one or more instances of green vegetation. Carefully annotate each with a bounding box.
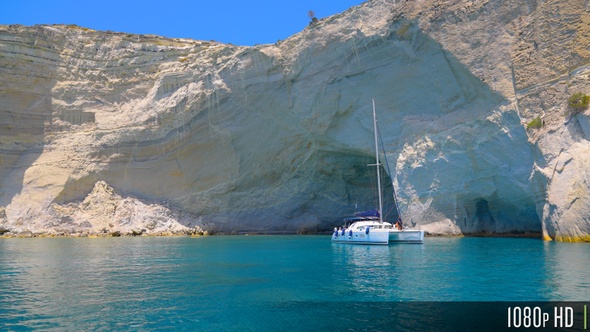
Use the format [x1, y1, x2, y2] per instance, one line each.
[308, 10, 318, 24]
[526, 116, 543, 129]
[567, 92, 589, 115]
[65, 24, 91, 32]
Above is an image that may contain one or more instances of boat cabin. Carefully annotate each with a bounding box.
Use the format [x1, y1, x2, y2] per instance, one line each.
[342, 218, 394, 231]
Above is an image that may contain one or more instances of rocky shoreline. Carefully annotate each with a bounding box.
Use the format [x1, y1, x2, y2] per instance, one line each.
[0, 228, 547, 240]
[0, 227, 206, 238]
[1, 0, 590, 241]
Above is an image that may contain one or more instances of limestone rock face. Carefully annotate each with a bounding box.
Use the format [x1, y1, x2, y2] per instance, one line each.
[48, 181, 198, 236]
[0, 0, 589, 240]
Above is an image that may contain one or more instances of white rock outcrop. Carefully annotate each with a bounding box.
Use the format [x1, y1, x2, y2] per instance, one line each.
[47, 181, 198, 236]
[0, 0, 589, 240]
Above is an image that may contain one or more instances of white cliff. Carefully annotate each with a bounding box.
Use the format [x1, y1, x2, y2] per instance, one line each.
[0, 0, 589, 240]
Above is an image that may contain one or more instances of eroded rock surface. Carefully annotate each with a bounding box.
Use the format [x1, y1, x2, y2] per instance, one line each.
[0, 0, 589, 240]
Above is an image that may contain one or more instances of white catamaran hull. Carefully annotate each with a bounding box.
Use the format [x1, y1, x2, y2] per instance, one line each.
[388, 229, 425, 244]
[332, 229, 389, 245]
[331, 228, 425, 245]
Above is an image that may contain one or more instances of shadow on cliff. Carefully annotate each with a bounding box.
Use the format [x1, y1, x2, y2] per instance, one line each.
[0, 26, 63, 221]
[324, 18, 545, 234]
[180, 16, 547, 234]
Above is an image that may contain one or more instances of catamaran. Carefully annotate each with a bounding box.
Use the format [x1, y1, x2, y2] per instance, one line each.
[332, 99, 424, 244]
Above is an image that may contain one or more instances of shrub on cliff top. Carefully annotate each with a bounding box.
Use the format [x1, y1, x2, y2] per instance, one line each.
[526, 116, 543, 130]
[308, 10, 318, 24]
[568, 92, 589, 115]
[526, 117, 543, 129]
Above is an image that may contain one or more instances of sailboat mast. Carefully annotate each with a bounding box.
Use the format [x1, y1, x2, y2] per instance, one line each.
[372, 99, 383, 223]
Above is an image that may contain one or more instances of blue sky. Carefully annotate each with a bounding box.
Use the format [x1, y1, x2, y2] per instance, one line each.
[1, 0, 366, 46]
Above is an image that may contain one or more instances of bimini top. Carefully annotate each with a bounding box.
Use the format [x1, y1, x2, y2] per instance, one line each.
[343, 216, 381, 223]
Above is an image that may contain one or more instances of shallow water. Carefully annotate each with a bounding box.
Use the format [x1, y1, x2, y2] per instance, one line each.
[0, 236, 588, 330]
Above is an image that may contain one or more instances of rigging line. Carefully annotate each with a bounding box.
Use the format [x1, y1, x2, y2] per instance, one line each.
[383, 204, 396, 221]
[366, 153, 378, 209]
[359, 129, 378, 210]
[376, 121, 402, 219]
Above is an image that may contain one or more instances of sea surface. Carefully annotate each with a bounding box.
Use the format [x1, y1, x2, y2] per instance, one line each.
[0, 236, 589, 331]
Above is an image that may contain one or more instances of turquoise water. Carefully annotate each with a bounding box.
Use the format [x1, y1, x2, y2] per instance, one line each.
[0, 236, 589, 330]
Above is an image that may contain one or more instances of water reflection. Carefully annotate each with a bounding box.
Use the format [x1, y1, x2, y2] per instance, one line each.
[0, 238, 198, 330]
[330, 238, 590, 301]
[0, 239, 67, 330]
[449, 238, 553, 301]
[331, 243, 430, 300]
[1, 236, 590, 330]
[543, 241, 590, 300]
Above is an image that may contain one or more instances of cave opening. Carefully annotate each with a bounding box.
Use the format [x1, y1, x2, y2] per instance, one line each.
[339, 151, 400, 224]
[475, 198, 496, 233]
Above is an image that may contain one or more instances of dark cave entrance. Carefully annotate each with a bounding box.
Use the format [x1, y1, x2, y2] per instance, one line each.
[475, 198, 496, 233]
[339, 151, 400, 223]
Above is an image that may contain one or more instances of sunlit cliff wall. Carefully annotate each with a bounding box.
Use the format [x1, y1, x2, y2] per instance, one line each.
[1, 0, 589, 240]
